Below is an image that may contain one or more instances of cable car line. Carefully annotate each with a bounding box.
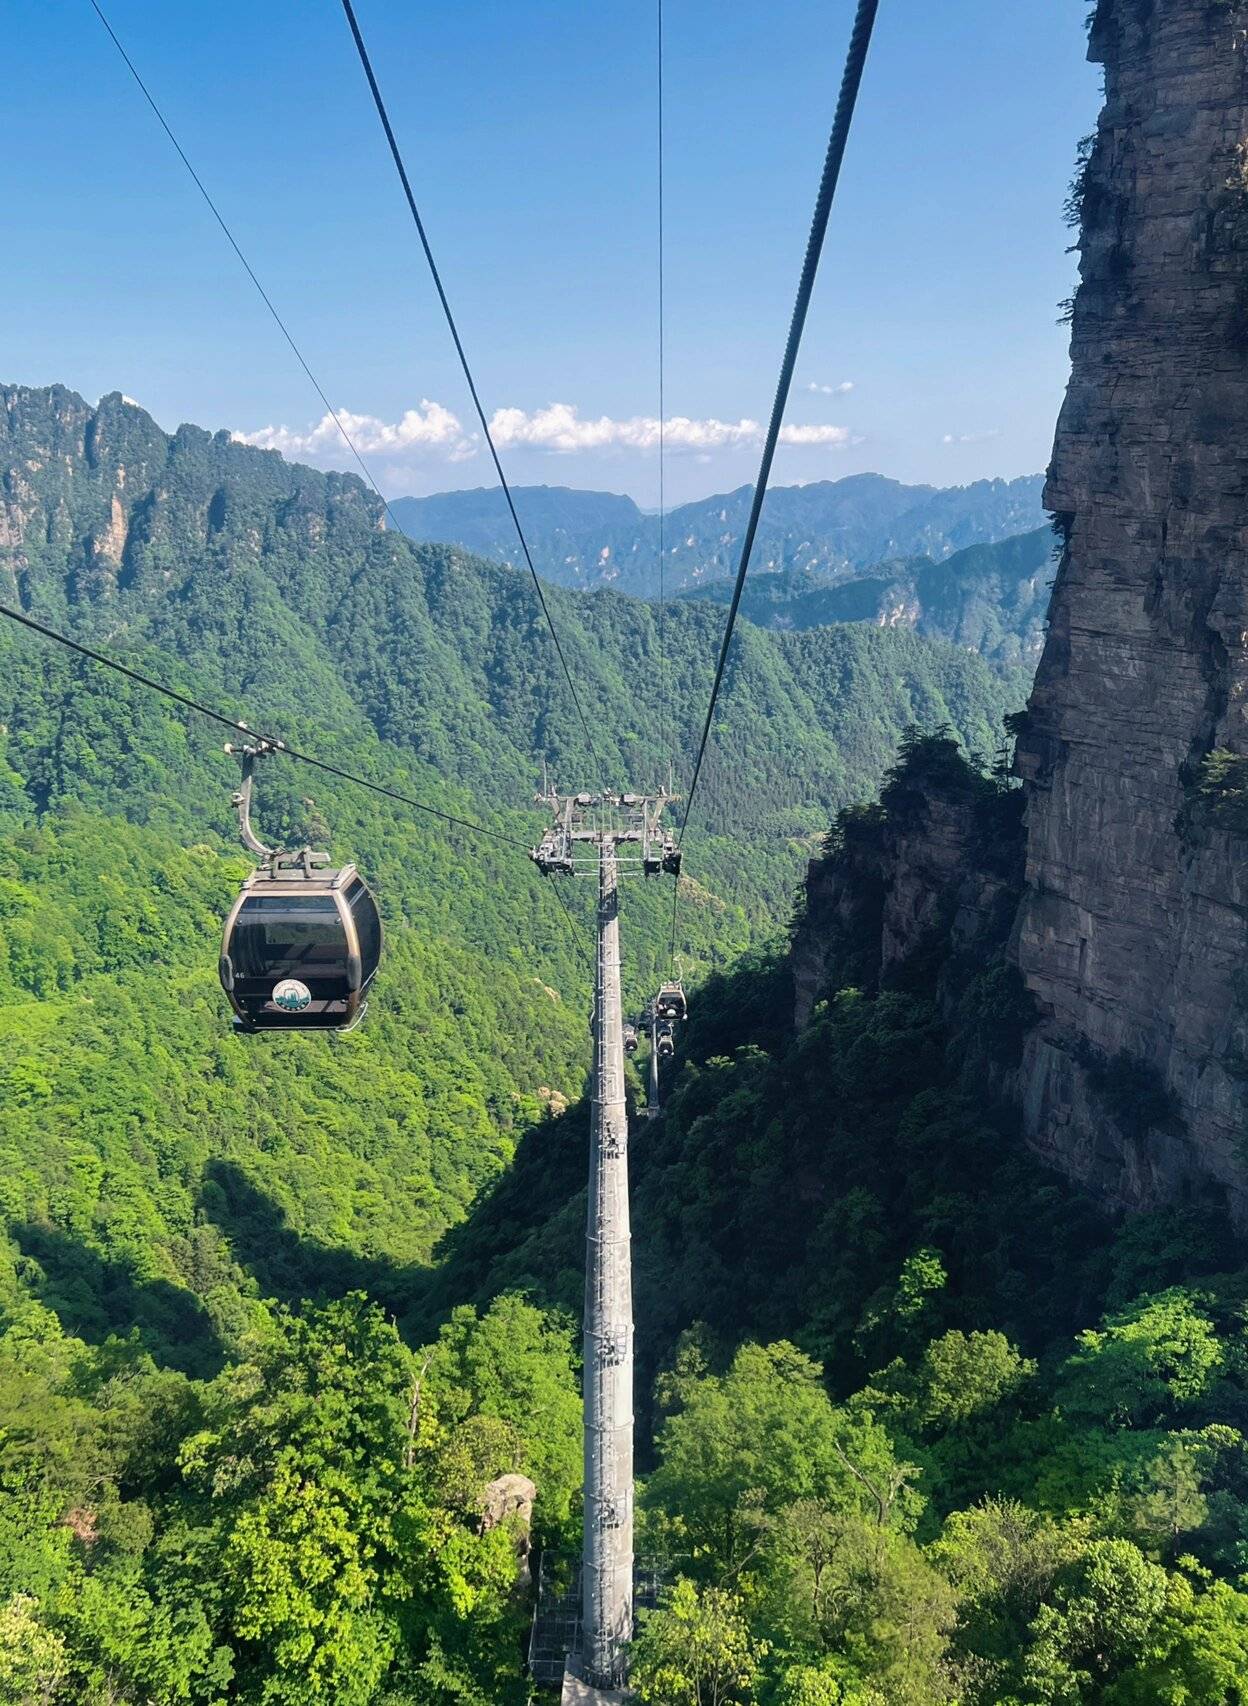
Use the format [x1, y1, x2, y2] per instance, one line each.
[86, 0, 593, 857]
[669, 0, 880, 970]
[677, 0, 880, 846]
[0, 603, 530, 851]
[657, 0, 669, 787]
[549, 883, 593, 960]
[657, 0, 678, 984]
[337, 0, 605, 780]
[81, 2, 595, 980]
[0, 601, 596, 980]
[85, 0, 408, 542]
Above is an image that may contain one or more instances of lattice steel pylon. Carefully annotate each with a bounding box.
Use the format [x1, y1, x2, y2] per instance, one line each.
[531, 787, 680, 1690]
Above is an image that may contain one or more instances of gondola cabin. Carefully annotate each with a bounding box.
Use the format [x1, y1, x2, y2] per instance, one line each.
[220, 856, 382, 1033]
[655, 980, 688, 1024]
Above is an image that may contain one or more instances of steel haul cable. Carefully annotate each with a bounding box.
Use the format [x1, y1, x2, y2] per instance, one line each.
[337, 0, 605, 781]
[671, 0, 881, 964]
[0, 603, 595, 965]
[81, 0, 596, 970]
[657, 0, 669, 793]
[86, 0, 409, 542]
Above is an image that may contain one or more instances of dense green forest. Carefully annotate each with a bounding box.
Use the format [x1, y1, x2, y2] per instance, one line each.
[5, 387, 1247, 1702]
[435, 738, 1248, 1704]
[6, 731, 1248, 1701]
[680, 527, 1053, 671]
[0, 386, 1032, 1701]
[1, 385, 1025, 925]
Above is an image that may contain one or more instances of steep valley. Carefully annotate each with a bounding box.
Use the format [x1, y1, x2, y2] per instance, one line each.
[8, 1, 1248, 1689]
[0, 384, 1026, 1373]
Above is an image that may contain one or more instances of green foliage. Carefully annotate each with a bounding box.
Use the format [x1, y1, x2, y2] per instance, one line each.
[423, 1295, 582, 1534]
[1078, 1046, 1184, 1137]
[4, 386, 1248, 1700]
[681, 527, 1052, 673]
[0, 1291, 577, 1704]
[1057, 1291, 1224, 1428]
[0, 1592, 69, 1705]
[1184, 748, 1248, 835]
[463, 736, 1248, 1701]
[392, 472, 1047, 601]
[646, 1340, 917, 1576]
[1064, 133, 1098, 231]
[632, 1578, 761, 1706]
[913, 1331, 1036, 1430]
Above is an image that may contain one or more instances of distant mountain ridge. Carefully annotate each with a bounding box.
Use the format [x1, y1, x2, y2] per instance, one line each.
[679, 526, 1054, 670]
[390, 471, 1047, 598]
[0, 382, 1029, 932]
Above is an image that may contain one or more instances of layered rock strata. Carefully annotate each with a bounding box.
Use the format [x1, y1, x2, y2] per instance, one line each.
[1014, 0, 1248, 1216]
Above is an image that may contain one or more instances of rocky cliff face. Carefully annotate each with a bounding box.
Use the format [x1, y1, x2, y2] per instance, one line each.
[0, 384, 383, 613]
[1014, 0, 1248, 1218]
[792, 736, 1025, 1045]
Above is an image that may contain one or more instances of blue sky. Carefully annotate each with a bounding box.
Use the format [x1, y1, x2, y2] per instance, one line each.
[9, 1, 1099, 505]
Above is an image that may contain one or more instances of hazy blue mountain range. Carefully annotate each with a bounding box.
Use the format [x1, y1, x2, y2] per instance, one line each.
[679, 525, 1055, 670]
[390, 471, 1048, 598]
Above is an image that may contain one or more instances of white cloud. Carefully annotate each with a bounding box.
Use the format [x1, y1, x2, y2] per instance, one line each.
[777, 423, 853, 446]
[489, 403, 763, 453]
[806, 379, 854, 396]
[236, 400, 475, 461]
[234, 399, 854, 468]
[942, 428, 1001, 446]
[489, 402, 851, 454]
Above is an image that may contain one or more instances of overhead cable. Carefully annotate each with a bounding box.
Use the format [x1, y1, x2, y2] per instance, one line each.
[337, 0, 605, 776]
[0, 603, 531, 850]
[678, 0, 881, 841]
[86, 0, 410, 541]
[657, 0, 669, 784]
[1, 602, 595, 969]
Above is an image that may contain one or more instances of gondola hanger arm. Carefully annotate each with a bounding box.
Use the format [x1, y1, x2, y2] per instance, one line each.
[225, 737, 284, 862]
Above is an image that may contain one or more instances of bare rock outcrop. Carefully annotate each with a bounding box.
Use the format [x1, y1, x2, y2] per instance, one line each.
[482, 1471, 537, 1585]
[1014, 0, 1248, 1218]
[793, 736, 1024, 1034]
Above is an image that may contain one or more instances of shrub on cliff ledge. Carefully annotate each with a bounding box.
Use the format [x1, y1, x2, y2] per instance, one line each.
[1182, 748, 1248, 836]
[1077, 1043, 1183, 1137]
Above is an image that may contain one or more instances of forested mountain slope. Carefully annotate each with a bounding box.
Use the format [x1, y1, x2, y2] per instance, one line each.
[681, 525, 1053, 670]
[433, 736, 1248, 1702]
[0, 383, 1025, 924]
[0, 382, 1027, 1302]
[0, 384, 1042, 1702]
[391, 471, 1046, 597]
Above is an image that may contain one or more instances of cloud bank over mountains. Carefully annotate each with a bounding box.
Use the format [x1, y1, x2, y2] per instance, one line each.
[235, 398, 854, 470]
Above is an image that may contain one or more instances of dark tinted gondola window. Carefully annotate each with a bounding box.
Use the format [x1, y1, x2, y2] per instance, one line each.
[345, 879, 382, 980]
[232, 896, 345, 980]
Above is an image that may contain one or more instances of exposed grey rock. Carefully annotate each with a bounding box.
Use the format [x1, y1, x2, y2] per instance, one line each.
[482, 1471, 537, 1584]
[792, 745, 1024, 1036]
[1014, 0, 1248, 1218]
[481, 1470, 537, 1532]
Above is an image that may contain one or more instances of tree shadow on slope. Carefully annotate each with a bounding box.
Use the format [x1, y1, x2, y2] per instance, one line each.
[196, 1102, 591, 1347]
[9, 1223, 225, 1378]
[414, 1098, 590, 1330]
[198, 1160, 422, 1324]
[198, 950, 793, 1351]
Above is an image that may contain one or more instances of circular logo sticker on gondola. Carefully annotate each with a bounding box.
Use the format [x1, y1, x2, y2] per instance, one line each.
[272, 978, 312, 1013]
